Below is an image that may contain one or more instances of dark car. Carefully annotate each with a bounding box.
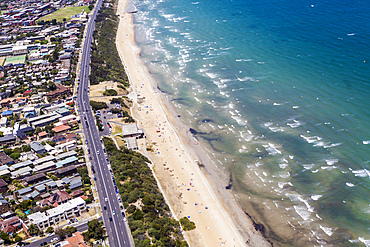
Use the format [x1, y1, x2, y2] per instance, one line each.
[104, 206, 107, 210]
[109, 217, 112, 222]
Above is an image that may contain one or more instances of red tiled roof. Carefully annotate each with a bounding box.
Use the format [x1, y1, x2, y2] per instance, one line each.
[66, 232, 89, 247]
[52, 125, 71, 133]
[38, 131, 47, 137]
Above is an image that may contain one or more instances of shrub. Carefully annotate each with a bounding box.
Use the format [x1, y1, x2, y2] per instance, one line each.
[179, 217, 196, 231]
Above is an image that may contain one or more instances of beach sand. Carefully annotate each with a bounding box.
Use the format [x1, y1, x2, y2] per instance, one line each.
[115, 0, 271, 246]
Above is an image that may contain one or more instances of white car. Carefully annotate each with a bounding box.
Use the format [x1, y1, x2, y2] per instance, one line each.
[50, 237, 59, 243]
[105, 198, 108, 202]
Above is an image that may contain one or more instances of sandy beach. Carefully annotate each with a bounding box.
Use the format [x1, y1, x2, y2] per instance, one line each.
[114, 0, 271, 246]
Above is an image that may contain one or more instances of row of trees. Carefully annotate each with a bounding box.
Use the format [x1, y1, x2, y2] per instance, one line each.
[103, 137, 193, 246]
[88, 4, 129, 87]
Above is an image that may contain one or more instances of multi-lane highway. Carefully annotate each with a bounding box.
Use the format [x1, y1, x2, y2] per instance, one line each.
[76, 2, 133, 246]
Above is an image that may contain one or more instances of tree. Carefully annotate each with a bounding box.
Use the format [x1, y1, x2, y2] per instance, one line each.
[15, 209, 26, 219]
[10, 153, 20, 160]
[65, 226, 77, 237]
[0, 231, 10, 244]
[14, 235, 23, 242]
[22, 145, 31, 152]
[179, 217, 196, 231]
[55, 228, 66, 240]
[35, 127, 42, 134]
[87, 219, 104, 240]
[28, 224, 41, 236]
[45, 227, 54, 233]
[0, 131, 3, 137]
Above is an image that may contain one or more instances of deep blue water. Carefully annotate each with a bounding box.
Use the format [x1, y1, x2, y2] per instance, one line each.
[132, 0, 370, 245]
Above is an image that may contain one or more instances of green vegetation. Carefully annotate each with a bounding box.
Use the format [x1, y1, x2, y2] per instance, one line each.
[39, 6, 90, 22]
[90, 100, 107, 110]
[103, 89, 118, 96]
[78, 167, 91, 186]
[95, 115, 103, 131]
[103, 137, 188, 246]
[55, 226, 77, 240]
[28, 224, 41, 236]
[83, 219, 105, 242]
[110, 97, 128, 108]
[89, 4, 129, 87]
[179, 217, 196, 231]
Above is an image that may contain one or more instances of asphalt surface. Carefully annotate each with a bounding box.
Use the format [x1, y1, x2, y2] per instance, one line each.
[75, 2, 133, 247]
[27, 218, 100, 247]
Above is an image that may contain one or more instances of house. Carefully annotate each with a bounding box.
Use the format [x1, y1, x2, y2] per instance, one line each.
[29, 142, 46, 154]
[28, 197, 86, 230]
[56, 164, 77, 176]
[65, 231, 89, 247]
[10, 160, 32, 171]
[0, 135, 16, 147]
[33, 155, 55, 166]
[44, 85, 71, 101]
[0, 179, 8, 193]
[55, 151, 77, 161]
[71, 189, 84, 198]
[28, 112, 62, 128]
[0, 194, 10, 213]
[55, 140, 77, 153]
[0, 216, 24, 234]
[0, 152, 14, 166]
[56, 156, 78, 169]
[55, 107, 70, 117]
[33, 161, 55, 173]
[24, 173, 47, 184]
[14, 187, 33, 200]
[38, 190, 72, 207]
[51, 134, 66, 143]
[69, 178, 82, 190]
[52, 124, 71, 135]
[38, 131, 47, 139]
[10, 166, 32, 179]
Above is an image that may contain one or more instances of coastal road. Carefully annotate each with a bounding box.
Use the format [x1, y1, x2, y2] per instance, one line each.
[76, 1, 133, 247]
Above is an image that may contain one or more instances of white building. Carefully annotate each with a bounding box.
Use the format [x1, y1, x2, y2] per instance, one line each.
[27, 197, 86, 230]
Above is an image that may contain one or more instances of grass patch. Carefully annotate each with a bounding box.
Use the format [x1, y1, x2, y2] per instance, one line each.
[39, 6, 90, 22]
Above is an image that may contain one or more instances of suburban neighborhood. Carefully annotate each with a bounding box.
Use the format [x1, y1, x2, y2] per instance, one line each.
[0, 0, 110, 245]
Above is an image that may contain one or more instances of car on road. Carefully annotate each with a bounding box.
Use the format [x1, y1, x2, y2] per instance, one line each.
[50, 237, 59, 243]
[109, 217, 112, 222]
[112, 210, 115, 216]
[97, 150, 100, 155]
[105, 198, 108, 202]
[123, 217, 127, 222]
[104, 205, 107, 210]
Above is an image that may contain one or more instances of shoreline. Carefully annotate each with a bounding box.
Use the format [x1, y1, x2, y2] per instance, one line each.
[114, 0, 271, 246]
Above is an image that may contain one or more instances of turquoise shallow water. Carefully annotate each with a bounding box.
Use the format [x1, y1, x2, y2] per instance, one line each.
[131, 0, 370, 245]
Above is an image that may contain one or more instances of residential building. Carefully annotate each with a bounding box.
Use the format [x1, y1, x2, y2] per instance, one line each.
[29, 142, 46, 154]
[44, 85, 71, 101]
[24, 173, 47, 185]
[38, 190, 72, 207]
[0, 195, 10, 213]
[0, 152, 14, 166]
[28, 197, 86, 230]
[0, 179, 8, 193]
[0, 216, 24, 234]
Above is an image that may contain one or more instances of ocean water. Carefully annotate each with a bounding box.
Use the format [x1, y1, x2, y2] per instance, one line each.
[131, 0, 370, 246]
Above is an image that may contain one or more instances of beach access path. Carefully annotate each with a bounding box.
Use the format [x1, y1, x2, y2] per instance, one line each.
[115, 0, 271, 246]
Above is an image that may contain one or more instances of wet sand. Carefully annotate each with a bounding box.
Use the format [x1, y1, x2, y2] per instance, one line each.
[115, 0, 271, 246]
